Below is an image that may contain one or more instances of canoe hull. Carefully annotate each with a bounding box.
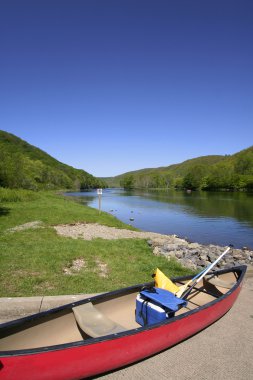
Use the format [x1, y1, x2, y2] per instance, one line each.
[0, 266, 246, 380]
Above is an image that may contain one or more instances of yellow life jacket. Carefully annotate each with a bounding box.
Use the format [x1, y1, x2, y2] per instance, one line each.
[153, 268, 179, 294]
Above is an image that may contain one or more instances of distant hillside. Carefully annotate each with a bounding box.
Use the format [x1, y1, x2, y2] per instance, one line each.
[104, 147, 253, 191]
[0, 130, 106, 190]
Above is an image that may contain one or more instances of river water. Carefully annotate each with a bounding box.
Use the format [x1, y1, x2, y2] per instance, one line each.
[66, 189, 253, 249]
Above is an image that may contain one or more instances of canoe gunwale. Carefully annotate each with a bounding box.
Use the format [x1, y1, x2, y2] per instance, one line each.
[0, 265, 247, 357]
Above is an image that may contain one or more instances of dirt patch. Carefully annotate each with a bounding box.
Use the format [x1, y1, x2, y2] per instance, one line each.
[33, 281, 55, 291]
[95, 258, 109, 278]
[63, 258, 87, 275]
[15, 270, 41, 277]
[7, 221, 44, 233]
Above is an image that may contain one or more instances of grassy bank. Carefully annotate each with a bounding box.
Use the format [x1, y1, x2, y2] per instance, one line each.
[0, 189, 190, 297]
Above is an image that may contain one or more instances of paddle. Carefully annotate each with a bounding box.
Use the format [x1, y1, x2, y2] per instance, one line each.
[175, 266, 210, 298]
[180, 245, 232, 300]
[154, 264, 216, 295]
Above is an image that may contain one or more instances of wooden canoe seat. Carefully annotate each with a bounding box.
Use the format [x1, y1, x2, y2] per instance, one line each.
[72, 303, 127, 338]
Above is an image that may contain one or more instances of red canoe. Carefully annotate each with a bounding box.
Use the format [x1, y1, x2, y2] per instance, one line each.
[0, 265, 247, 380]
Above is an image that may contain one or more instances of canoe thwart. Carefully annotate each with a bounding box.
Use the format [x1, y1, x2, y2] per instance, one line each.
[205, 276, 236, 289]
[72, 303, 127, 338]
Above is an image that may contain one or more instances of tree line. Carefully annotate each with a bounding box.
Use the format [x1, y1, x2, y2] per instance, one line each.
[120, 149, 253, 191]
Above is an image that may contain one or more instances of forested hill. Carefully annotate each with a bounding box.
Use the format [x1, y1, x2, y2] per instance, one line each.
[103, 146, 253, 191]
[0, 130, 106, 190]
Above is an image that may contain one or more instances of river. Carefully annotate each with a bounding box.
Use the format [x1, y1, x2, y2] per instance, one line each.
[66, 189, 253, 249]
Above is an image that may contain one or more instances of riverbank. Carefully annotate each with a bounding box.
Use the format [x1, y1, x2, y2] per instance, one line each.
[54, 222, 253, 270]
[1, 190, 252, 298]
[0, 191, 189, 297]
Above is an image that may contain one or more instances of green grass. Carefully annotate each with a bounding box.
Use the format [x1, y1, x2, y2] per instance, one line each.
[0, 187, 39, 202]
[0, 190, 132, 233]
[0, 190, 191, 297]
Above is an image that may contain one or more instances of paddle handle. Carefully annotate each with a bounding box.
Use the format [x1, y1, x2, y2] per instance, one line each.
[181, 245, 232, 300]
[195, 246, 231, 284]
[191, 265, 211, 282]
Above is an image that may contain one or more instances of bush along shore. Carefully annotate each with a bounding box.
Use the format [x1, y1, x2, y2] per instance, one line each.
[147, 237, 253, 271]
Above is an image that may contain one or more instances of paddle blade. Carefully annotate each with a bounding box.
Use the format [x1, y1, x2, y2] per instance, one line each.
[175, 267, 207, 297]
[153, 268, 180, 294]
[175, 279, 192, 298]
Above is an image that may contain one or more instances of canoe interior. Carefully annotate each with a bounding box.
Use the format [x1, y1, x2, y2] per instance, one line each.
[0, 269, 241, 352]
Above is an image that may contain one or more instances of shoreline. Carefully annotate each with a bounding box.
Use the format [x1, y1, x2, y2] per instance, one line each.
[54, 222, 253, 271]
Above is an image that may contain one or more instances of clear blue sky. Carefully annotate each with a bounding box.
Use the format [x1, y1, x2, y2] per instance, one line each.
[1, 1, 252, 177]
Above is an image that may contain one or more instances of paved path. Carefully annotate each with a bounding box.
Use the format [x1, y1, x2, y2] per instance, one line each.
[0, 275, 252, 379]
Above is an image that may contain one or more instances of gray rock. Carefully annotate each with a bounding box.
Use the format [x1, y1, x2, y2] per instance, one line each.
[148, 235, 252, 271]
[189, 243, 200, 249]
[175, 250, 184, 259]
[168, 251, 177, 259]
[181, 258, 197, 270]
[153, 246, 161, 256]
[199, 254, 208, 261]
[197, 259, 210, 267]
[208, 253, 217, 262]
[163, 243, 179, 251]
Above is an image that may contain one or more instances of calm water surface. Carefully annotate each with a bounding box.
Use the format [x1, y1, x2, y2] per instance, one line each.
[66, 189, 253, 249]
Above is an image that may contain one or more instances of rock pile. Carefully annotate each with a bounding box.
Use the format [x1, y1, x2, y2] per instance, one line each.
[53, 222, 252, 272]
[148, 238, 252, 271]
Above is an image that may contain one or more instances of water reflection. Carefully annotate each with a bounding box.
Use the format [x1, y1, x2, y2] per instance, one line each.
[131, 189, 253, 225]
[65, 189, 253, 248]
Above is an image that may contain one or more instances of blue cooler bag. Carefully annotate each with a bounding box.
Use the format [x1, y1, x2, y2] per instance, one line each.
[136, 287, 187, 327]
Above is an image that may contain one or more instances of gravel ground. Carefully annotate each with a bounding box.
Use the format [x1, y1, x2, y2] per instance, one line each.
[54, 222, 186, 243]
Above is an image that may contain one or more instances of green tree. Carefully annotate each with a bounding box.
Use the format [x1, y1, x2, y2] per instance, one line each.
[205, 164, 234, 190]
[234, 153, 253, 175]
[182, 165, 206, 190]
[149, 174, 167, 188]
[120, 175, 135, 189]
